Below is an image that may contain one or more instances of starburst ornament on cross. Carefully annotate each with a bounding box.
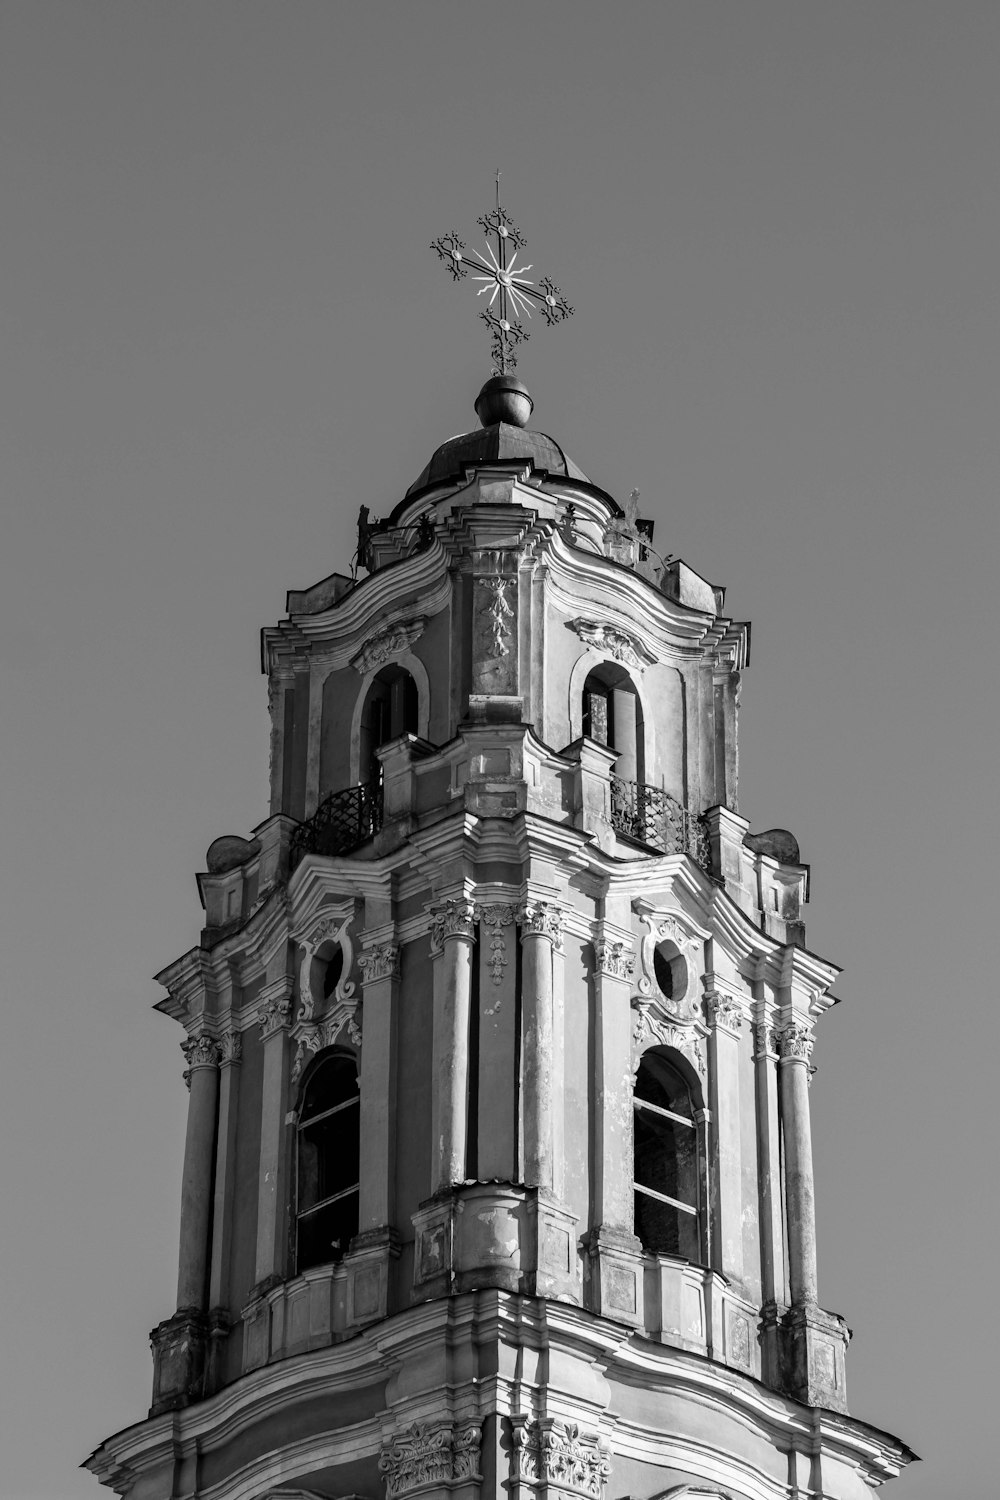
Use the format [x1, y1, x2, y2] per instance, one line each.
[431, 177, 574, 374]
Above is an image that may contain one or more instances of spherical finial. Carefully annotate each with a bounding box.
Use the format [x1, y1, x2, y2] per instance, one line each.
[474, 374, 533, 429]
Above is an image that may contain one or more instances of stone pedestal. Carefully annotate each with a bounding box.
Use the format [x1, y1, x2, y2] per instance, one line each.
[780, 1303, 851, 1413]
[149, 1310, 209, 1415]
[412, 1184, 580, 1303]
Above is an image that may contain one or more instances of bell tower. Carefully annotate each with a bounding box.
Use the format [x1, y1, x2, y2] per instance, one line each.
[87, 206, 914, 1500]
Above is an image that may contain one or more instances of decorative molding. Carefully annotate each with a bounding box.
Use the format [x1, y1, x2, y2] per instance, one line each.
[429, 898, 477, 952]
[632, 1008, 706, 1076]
[297, 914, 356, 1022]
[775, 1019, 815, 1062]
[518, 901, 564, 946]
[705, 991, 744, 1034]
[593, 937, 635, 982]
[291, 1003, 362, 1085]
[350, 616, 425, 675]
[635, 910, 702, 1023]
[358, 944, 400, 984]
[510, 1417, 612, 1499]
[378, 1422, 481, 1499]
[476, 903, 516, 988]
[569, 617, 656, 671]
[218, 1030, 243, 1065]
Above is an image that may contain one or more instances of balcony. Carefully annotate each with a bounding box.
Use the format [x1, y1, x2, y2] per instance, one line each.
[289, 778, 383, 871]
[610, 775, 710, 870]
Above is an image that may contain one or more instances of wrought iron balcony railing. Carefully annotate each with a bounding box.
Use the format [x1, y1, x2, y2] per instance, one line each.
[289, 778, 384, 871]
[610, 775, 711, 871]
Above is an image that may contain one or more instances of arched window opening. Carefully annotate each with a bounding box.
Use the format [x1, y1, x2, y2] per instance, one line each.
[581, 665, 644, 783]
[359, 665, 419, 783]
[296, 1052, 360, 1272]
[633, 1051, 703, 1262]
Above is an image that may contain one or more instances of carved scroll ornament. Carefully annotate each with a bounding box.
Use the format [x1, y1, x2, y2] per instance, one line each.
[569, 618, 656, 671]
[351, 616, 425, 675]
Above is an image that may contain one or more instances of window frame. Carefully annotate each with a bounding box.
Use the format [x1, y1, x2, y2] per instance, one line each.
[632, 1051, 706, 1263]
[295, 1051, 361, 1272]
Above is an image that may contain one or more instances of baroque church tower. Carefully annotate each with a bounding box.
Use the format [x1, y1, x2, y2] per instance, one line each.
[87, 208, 913, 1500]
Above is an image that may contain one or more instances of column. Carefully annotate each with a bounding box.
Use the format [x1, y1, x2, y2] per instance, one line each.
[254, 979, 293, 1289]
[776, 1019, 817, 1306]
[591, 933, 635, 1231]
[357, 942, 400, 1230]
[429, 900, 476, 1193]
[704, 980, 745, 1285]
[753, 1011, 786, 1307]
[208, 1030, 243, 1312]
[176, 1035, 221, 1312]
[519, 902, 562, 1190]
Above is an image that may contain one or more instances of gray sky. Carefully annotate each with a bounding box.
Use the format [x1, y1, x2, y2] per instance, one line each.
[1, 4, 996, 1497]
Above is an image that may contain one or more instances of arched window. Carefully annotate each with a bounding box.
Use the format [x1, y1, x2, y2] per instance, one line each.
[296, 1052, 360, 1272]
[633, 1051, 703, 1262]
[359, 665, 419, 782]
[582, 664, 645, 783]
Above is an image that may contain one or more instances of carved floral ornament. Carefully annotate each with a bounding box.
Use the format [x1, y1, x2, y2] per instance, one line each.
[593, 937, 635, 982]
[180, 1035, 220, 1082]
[631, 1007, 706, 1077]
[774, 1018, 815, 1062]
[358, 943, 401, 984]
[378, 1422, 481, 1498]
[705, 991, 744, 1034]
[350, 616, 425, 676]
[569, 618, 656, 672]
[509, 1416, 612, 1499]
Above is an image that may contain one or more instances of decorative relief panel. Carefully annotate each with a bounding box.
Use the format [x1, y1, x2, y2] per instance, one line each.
[378, 1422, 481, 1499]
[472, 550, 519, 696]
[569, 617, 656, 671]
[509, 1417, 612, 1499]
[705, 991, 744, 1034]
[350, 616, 425, 675]
[631, 1008, 706, 1077]
[218, 1030, 243, 1065]
[258, 988, 292, 1040]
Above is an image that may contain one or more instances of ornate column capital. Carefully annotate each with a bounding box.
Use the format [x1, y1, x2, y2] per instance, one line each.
[358, 943, 401, 984]
[181, 1035, 221, 1072]
[518, 900, 564, 947]
[705, 990, 744, 1034]
[218, 1029, 243, 1065]
[378, 1422, 481, 1499]
[510, 1415, 612, 1499]
[428, 898, 477, 952]
[593, 936, 635, 982]
[258, 979, 293, 1040]
[774, 1018, 815, 1062]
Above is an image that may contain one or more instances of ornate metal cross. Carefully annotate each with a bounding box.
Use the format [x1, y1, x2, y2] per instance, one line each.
[431, 174, 573, 374]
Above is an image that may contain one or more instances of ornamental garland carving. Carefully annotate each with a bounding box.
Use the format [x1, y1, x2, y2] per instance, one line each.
[351, 616, 425, 675]
[774, 1019, 815, 1062]
[429, 898, 477, 951]
[378, 1422, 482, 1499]
[358, 944, 401, 984]
[475, 904, 515, 989]
[485, 576, 515, 658]
[569, 618, 656, 672]
[510, 1417, 612, 1499]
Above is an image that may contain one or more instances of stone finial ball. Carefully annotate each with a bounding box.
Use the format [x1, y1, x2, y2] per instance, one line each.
[474, 374, 534, 429]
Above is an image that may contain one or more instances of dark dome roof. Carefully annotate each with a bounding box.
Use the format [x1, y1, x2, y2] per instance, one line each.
[406, 421, 591, 496]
